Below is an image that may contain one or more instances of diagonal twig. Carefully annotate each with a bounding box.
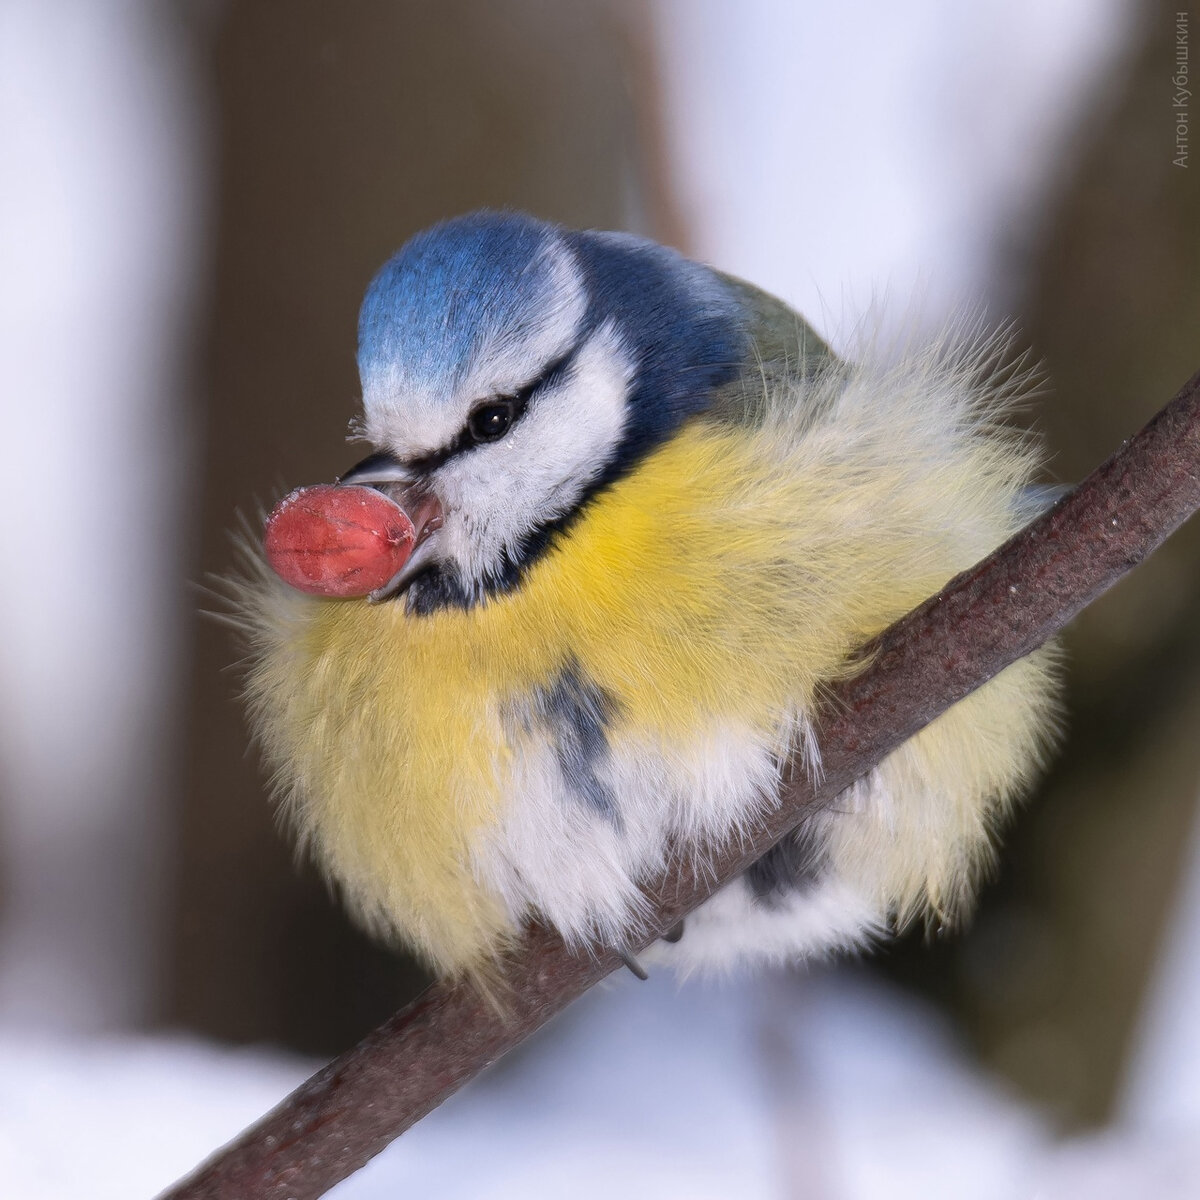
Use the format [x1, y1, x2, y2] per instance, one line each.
[162, 369, 1200, 1200]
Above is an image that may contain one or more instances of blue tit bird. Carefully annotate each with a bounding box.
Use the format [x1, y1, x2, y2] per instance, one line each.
[236, 210, 1059, 981]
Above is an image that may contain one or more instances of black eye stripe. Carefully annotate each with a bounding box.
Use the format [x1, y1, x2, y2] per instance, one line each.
[399, 343, 580, 473]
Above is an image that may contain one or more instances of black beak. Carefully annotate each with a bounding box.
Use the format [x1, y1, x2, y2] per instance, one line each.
[337, 450, 416, 487]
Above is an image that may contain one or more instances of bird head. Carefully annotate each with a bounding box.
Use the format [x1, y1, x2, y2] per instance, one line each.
[340, 211, 746, 613]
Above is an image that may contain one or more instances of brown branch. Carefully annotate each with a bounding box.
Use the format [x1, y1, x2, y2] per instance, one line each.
[162, 369, 1200, 1200]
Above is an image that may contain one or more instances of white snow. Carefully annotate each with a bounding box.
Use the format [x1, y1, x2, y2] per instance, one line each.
[4, 971, 1198, 1199]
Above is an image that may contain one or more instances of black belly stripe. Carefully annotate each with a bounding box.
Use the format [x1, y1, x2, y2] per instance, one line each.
[744, 819, 827, 907]
[529, 660, 620, 821]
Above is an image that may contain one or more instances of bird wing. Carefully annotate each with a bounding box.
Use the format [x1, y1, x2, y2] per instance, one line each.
[706, 270, 837, 427]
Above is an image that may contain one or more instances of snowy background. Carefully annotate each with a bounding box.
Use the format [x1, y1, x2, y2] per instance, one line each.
[2, 1, 1199, 1196]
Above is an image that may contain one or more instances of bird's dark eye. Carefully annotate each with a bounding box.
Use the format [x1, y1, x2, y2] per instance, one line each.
[467, 400, 515, 443]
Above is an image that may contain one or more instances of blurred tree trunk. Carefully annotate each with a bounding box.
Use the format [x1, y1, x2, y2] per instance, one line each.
[982, 0, 1200, 1123]
[884, 0, 1200, 1126]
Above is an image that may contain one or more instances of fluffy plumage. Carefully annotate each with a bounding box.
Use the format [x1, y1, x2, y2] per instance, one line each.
[233, 211, 1060, 980]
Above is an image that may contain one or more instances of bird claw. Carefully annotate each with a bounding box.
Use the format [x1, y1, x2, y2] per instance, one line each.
[615, 945, 649, 980]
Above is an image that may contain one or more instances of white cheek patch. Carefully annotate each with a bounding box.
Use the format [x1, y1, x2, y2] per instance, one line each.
[359, 240, 588, 457]
[435, 320, 634, 583]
